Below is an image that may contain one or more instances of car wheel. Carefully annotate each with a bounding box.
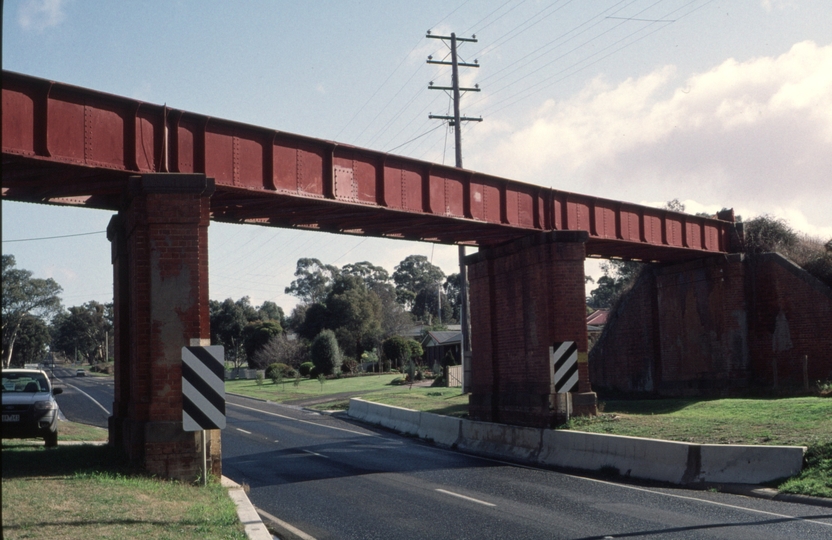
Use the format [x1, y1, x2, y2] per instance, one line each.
[45, 430, 58, 448]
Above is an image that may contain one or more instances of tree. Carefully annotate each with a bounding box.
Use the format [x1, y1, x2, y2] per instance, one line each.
[243, 320, 283, 366]
[586, 260, 644, 309]
[257, 301, 285, 327]
[326, 274, 383, 359]
[285, 258, 339, 304]
[341, 261, 390, 292]
[51, 301, 113, 364]
[412, 287, 453, 324]
[310, 329, 342, 376]
[2, 255, 63, 368]
[392, 255, 445, 314]
[8, 315, 50, 368]
[382, 335, 418, 370]
[443, 273, 462, 323]
[743, 215, 798, 254]
[251, 333, 308, 370]
[210, 297, 257, 368]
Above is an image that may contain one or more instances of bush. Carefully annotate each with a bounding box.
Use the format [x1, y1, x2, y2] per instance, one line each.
[265, 363, 296, 380]
[743, 215, 798, 254]
[310, 330, 343, 375]
[431, 376, 446, 387]
[299, 362, 315, 377]
[341, 357, 358, 374]
[309, 366, 319, 379]
[390, 376, 408, 385]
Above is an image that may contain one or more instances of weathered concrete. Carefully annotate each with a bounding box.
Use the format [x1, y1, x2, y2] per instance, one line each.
[348, 398, 806, 486]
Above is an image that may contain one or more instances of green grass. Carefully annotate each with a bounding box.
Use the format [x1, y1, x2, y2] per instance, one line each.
[227, 373, 470, 415]
[1, 443, 246, 540]
[59, 420, 109, 441]
[564, 397, 832, 498]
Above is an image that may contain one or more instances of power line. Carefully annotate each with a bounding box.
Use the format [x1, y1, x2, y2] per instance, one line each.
[2, 231, 106, 243]
[385, 124, 445, 153]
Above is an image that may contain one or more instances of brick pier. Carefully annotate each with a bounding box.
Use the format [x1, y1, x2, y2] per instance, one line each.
[466, 231, 597, 428]
[107, 174, 220, 480]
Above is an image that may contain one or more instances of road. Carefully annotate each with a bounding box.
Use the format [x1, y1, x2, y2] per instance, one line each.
[51, 366, 112, 428]
[222, 394, 832, 540]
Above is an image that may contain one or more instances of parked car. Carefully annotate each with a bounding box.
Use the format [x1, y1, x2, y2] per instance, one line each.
[1, 369, 63, 447]
[76, 369, 86, 377]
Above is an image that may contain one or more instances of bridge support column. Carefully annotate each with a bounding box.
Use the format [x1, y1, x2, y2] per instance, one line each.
[107, 174, 219, 481]
[466, 231, 596, 428]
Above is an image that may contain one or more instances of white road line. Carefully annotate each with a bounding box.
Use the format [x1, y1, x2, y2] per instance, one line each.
[436, 488, 496, 507]
[302, 450, 328, 458]
[429, 446, 832, 527]
[227, 401, 378, 437]
[58, 380, 111, 415]
[577, 476, 832, 528]
[255, 506, 318, 540]
[236, 428, 251, 434]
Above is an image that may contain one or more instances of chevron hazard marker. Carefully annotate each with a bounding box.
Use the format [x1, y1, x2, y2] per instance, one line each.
[550, 341, 578, 394]
[182, 345, 226, 431]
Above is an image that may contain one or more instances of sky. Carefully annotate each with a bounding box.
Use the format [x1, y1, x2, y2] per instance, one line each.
[2, 0, 831, 314]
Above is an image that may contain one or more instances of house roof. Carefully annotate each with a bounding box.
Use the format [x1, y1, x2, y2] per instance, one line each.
[421, 331, 462, 347]
[586, 309, 610, 326]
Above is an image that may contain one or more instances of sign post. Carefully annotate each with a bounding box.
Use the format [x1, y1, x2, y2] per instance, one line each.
[181, 345, 225, 486]
[550, 341, 578, 423]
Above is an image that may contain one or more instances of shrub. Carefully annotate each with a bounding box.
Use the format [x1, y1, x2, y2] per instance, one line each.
[309, 366, 319, 379]
[431, 376, 446, 387]
[341, 357, 358, 374]
[299, 362, 315, 377]
[265, 363, 296, 380]
[311, 329, 343, 375]
[390, 376, 408, 385]
[743, 215, 798, 254]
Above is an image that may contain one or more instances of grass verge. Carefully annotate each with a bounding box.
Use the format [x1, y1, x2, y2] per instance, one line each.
[563, 397, 832, 498]
[1, 443, 246, 539]
[227, 373, 470, 415]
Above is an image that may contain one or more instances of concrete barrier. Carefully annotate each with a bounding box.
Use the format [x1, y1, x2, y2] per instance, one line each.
[417, 412, 461, 447]
[458, 419, 543, 462]
[699, 444, 805, 484]
[539, 430, 690, 484]
[385, 405, 421, 435]
[347, 399, 806, 485]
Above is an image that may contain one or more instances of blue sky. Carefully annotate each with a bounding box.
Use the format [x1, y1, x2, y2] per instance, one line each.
[3, 0, 831, 312]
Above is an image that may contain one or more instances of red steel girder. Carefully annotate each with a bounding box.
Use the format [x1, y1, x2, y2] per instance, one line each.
[2, 71, 740, 261]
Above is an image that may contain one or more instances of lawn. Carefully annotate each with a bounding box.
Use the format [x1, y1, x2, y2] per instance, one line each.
[1, 442, 246, 540]
[566, 397, 832, 498]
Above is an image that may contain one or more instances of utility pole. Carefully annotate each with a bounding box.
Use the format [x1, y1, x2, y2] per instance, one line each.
[426, 31, 482, 392]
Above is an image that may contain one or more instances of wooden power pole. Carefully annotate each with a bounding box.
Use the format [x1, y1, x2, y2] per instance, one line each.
[427, 31, 482, 392]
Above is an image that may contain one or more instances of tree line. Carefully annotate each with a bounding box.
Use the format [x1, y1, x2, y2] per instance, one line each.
[211, 255, 460, 376]
[1, 253, 461, 375]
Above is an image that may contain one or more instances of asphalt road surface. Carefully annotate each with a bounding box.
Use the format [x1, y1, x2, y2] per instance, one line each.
[50, 366, 112, 428]
[222, 394, 832, 540]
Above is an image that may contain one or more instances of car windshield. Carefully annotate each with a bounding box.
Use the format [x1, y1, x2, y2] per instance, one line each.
[1, 373, 49, 393]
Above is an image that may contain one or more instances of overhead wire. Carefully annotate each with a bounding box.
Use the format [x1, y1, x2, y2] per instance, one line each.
[479, 0, 712, 116]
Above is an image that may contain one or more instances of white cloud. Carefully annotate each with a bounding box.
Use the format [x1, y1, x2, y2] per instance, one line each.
[468, 41, 832, 237]
[17, 0, 67, 32]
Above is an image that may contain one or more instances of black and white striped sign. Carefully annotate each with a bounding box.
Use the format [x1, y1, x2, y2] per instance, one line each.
[550, 341, 578, 394]
[181, 345, 226, 431]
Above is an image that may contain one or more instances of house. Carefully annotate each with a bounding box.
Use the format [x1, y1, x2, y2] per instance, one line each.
[420, 326, 461, 367]
[586, 309, 609, 351]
